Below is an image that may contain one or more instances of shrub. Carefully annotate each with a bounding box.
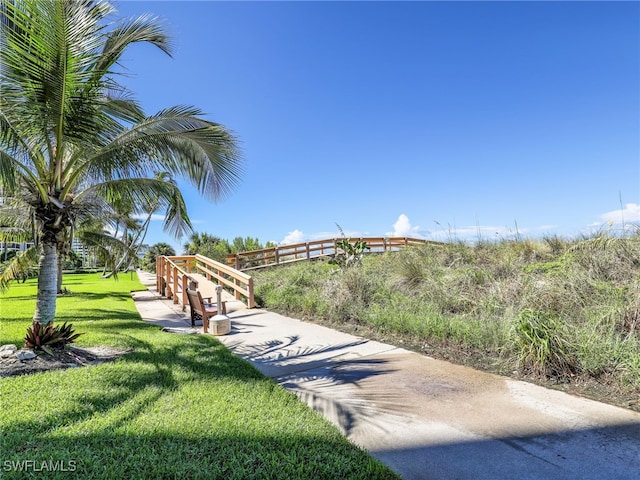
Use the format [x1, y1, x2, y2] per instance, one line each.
[513, 310, 577, 379]
[329, 224, 370, 270]
[330, 238, 369, 270]
[24, 322, 82, 350]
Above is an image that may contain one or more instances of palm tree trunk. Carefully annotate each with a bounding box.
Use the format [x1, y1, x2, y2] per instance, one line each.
[33, 242, 58, 325]
[115, 214, 151, 272]
[57, 252, 64, 293]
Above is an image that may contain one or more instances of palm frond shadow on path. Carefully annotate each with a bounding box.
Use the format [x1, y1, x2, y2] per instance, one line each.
[224, 335, 403, 436]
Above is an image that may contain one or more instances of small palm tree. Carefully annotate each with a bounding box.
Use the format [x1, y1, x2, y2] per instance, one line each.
[183, 232, 224, 255]
[0, 0, 242, 325]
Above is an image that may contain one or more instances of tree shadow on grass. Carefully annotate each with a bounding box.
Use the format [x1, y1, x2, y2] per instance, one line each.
[1, 430, 399, 480]
[55, 309, 142, 324]
[0, 294, 37, 301]
[2, 333, 262, 428]
[1, 329, 400, 479]
[57, 291, 137, 302]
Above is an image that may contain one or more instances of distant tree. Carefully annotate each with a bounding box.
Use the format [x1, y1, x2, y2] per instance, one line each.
[183, 232, 229, 263]
[232, 236, 263, 252]
[185, 233, 273, 264]
[141, 243, 176, 272]
[183, 232, 223, 255]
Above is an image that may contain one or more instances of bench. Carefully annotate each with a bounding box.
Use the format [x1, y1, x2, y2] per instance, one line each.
[185, 288, 227, 334]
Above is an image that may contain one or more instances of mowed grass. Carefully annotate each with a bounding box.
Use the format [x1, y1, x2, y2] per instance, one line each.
[0, 274, 398, 480]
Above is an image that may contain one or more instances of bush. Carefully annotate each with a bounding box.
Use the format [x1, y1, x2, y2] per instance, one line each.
[24, 322, 82, 350]
[512, 310, 577, 379]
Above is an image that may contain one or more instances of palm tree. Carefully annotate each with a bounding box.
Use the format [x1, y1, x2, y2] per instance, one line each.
[0, 0, 242, 325]
[141, 242, 175, 272]
[183, 232, 224, 255]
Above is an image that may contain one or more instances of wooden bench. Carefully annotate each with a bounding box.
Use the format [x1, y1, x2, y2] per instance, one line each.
[185, 288, 227, 334]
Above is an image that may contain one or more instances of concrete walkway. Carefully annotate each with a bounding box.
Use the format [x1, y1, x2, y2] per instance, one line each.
[133, 271, 640, 480]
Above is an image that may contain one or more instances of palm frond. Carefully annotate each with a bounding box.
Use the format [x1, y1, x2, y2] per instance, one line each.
[79, 176, 192, 238]
[76, 228, 135, 277]
[0, 113, 49, 192]
[83, 106, 243, 201]
[102, 93, 146, 125]
[0, 196, 36, 242]
[0, 244, 39, 292]
[0, 226, 32, 243]
[93, 12, 172, 79]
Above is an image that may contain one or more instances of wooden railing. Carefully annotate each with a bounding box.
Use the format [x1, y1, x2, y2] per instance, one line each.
[156, 254, 255, 309]
[225, 236, 437, 271]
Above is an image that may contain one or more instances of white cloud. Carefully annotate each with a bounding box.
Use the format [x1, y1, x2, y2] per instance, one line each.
[132, 213, 165, 221]
[599, 203, 640, 225]
[426, 225, 506, 242]
[280, 229, 306, 245]
[425, 223, 556, 243]
[279, 228, 368, 245]
[387, 214, 422, 237]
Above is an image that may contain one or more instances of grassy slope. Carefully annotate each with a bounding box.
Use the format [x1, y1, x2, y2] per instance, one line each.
[0, 274, 398, 480]
[252, 233, 640, 410]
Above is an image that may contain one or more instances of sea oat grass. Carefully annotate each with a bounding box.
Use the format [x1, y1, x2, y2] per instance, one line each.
[253, 231, 640, 406]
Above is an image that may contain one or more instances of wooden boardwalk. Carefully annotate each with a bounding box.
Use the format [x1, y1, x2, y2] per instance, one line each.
[184, 273, 247, 313]
[157, 254, 255, 311]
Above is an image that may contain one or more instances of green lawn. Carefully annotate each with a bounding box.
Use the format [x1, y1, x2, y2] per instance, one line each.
[0, 274, 398, 479]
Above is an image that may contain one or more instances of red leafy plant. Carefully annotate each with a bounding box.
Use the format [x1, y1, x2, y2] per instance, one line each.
[24, 322, 83, 350]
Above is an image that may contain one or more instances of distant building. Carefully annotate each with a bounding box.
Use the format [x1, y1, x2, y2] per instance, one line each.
[0, 188, 35, 258]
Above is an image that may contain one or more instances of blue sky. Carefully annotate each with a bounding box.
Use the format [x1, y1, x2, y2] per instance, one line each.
[114, 1, 639, 253]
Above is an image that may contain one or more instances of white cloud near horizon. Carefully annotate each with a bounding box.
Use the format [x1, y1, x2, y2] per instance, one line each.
[280, 229, 306, 245]
[387, 214, 422, 237]
[278, 212, 571, 246]
[599, 203, 640, 224]
[425, 223, 557, 242]
[279, 228, 367, 245]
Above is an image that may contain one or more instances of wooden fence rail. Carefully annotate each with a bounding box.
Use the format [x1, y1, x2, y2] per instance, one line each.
[156, 254, 255, 309]
[226, 236, 437, 271]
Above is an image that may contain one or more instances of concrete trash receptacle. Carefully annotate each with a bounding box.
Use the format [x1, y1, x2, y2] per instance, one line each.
[209, 314, 231, 335]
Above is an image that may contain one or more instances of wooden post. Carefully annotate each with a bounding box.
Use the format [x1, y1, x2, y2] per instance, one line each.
[172, 266, 179, 304]
[156, 257, 161, 292]
[235, 278, 241, 301]
[246, 277, 255, 309]
[165, 260, 173, 299]
[181, 275, 188, 307]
